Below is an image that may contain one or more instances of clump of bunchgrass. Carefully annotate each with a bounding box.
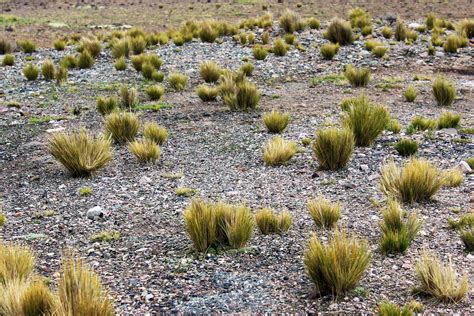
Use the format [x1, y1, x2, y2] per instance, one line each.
[0, 243, 35, 283]
[414, 251, 469, 302]
[0, 37, 13, 54]
[394, 139, 418, 156]
[442, 168, 464, 187]
[381, 26, 393, 38]
[303, 230, 371, 296]
[168, 72, 188, 91]
[263, 136, 297, 166]
[41, 59, 55, 80]
[22, 63, 39, 81]
[307, 196, 341, 228]
[312, 128, 354, 170]
[77, 51, 94, 69]
[273, 38, 289, 56]
[432, 75, 456, 106]
[220, 75, 260, 111]
[255, 208, 292, 235]
[145, 85, 165, 101]
[120, 85, 138, 108]
[129, 139, 160, 163]
[377, 301, 413, 316]
[114, 57, 127, 70]
[262, 109, 290, 133]
[200, 61, 222, 83]
[96, 96, 118, 115]
[196, 85, 218, 102]
[2, 54, 14, 66]
[253, 44, 268, 60]
[380, 158, 444, 203]
[437, 111, 460, 129]
[404, 85, 417, 102]
[53, 39, 66, 50]
[394, 19, 408, 41]
[324, 18, 354, 45]
[386, 119, 401, 134]
[18, 39, 36, 53]
[104, 111, 140, 144]
[279, 9, 304, 33]
[344, 64, 370, 87]
[55, 66, 68, 85]
[79, 38, 101, 58]
[48, 128, 112, 177]
[143, 122, 168, 145]
[239, 62, 254, 76]
[408, 116, 437, 132]
[320, 43, 340, 60]
[379, 199, 422, 254]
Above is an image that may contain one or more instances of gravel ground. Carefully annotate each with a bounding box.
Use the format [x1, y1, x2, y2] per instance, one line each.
[1, 19, 473, 314]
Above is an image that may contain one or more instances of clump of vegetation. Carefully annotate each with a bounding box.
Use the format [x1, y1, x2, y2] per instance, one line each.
[263, 136, 297, 166]
[324, 18, 354, 45]
[253, 44, 269, 60]
[348, 7, 372, 31]
[443, 34, 467, 53]
[394, 139, 418, 156]
[145, 85, 165, 101]
[220, 74, 260, 111]
[53, 39, 66, 50]
[60, 54, 77, 69]
[408, 116, 437, 132]
[344, 65, 370, 87]
[143, 122, 168, 145]
[381, 26, 393, 38]
[169, 72, 188, 91]
[313, 128, 354, 170]
[262, 109, 290, 133]
[0, 37, 13, 54]
[199, 23, 217, 43]
[306, 17, 320, 29]
[18, 39, 36, 53]
[386, 119, 401, 134]
[380, 158, 444, 203]
[97, 96, 118, 115]
[457, 18, 474, 38]
[442, 168, 464, 187]
[48, 129, 112, 177]
[183, 200, 253, 252]
[77, 51, 94, 69]
[320, 43, 339, 60]
[55, 66, 68, 85]
[114, 56, 127, 71]
[379, 199, 421, 254]
[255, 208, 292, 235]
[279, 9, 304, 33]
[80, 38, 101, 58]
[307, 196, 341, 228]
[343, 96, 390, 146]
[105, 111, 140, 143]
[120, 85, 138, 108]
[176, 187, 198, 197]
[377, 301, 415, 316]
[2, 54, 15, 66]
[129, 139, 161, 163]
[111, 38, 130, 58]
[394, 19, 408, 41]
[22, 63, 39, 81]
[196, 85, 218, 102]
[90, 230, 120, 242]
[41, 59, 55, 80]
[200, 61, 222, 83]
[414, 251, 469, 302]
[130, 36, 147, 55]
[372, 46, 388, 58]
[240, 62, 254, 76]
[273, 38, 289, 56]
[404, 85, 417, 102]
[283, 33, 296, 45]
[432, 75, 456, 106]
[0, 213, 5, 227]
[79, 186, 93, 196]
[303, 231, 371, 296]
[437, 111, 460, 129]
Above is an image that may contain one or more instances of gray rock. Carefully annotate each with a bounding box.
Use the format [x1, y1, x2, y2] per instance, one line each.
[87, 206, 104, 220]
[458, 161, 472, 174]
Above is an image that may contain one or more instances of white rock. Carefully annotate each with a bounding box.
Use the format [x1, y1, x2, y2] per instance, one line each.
[87, 206, 104, 220]
[46, 127, 65, 133]
[458, 161, 472, 174]
[139, 175, 152, 184]
[408, 22, 423, 29]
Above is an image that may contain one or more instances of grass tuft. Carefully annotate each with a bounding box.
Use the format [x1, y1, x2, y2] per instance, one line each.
[97, 96, 118, 115]
[143, 122, 168, 145]
[129, 139, 160, 163]
[105, 111, 140, 144]
[200, 61, 222, 83]
[324, 18, 354, 45]
[320, 43, 339, 60]
[22, 63, 39, 81]
[432, 75, 456, 106]
[169, 72, 188, 91]
[394, 139, 418, 156]
[255, 208, 292, 235]
[307, 196, 341, 228]
[313, 128, 354, 170]
[344, 65, 370, 87]
[196, 85, 218, 102]
[279, 9, 304, 33]
[262, 109, 290, 133]
[263, 136, 297, 166]
[145, 85, 165, 101]
[0, 243, 35, 284]
[442, 168, 464, 187]
[437, 111, 460, 129]
[403, 85, 417, 102]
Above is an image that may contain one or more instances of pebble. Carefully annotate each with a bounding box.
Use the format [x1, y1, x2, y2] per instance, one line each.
[86, 206, 105, 220]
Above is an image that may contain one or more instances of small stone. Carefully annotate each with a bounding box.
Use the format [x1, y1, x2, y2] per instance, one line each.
[360, 164, 369, 171]
[139, 175, 152, 184]
[87, 206, 104, 220]
[46, 127, 65, 133]
[458, 161, 472, 174]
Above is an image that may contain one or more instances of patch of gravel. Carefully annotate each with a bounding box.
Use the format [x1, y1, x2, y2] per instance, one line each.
[0, 19, 473, 314]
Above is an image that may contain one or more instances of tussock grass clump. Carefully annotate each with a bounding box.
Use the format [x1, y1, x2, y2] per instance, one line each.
[131, 54, 145, 72]
[130, 36, 147, 55]
[120, 85, 138, 108]
[58, 257, 115, 315]
[0, 37, 13, 54]
[41, 59, 55, 80]
[380, 158, 444, 203]
[414, 251, 469, 302]
[19, 280, 58, 316]
[306, 17, 320, 29]
[379, 200, 421, 254]
[457, 19, 474, 38]
[408, 116, 437, 132]
[53, 39, 66, 50]
[365, 39, 383, 51]
[145, 85, 165, 101]
[263, 136, 297, 166]
[437, 111, 460, 129]
[255, 208, 292, 235]
[220, 76, 260, 111]
[324, 18, 354, 45]
[381, 26, 393, 38]
[394, 20, 408, 41]
[105, 111, 140, 144]
[320, 43, 340, 60]
[196, 85, 218, 102]
[183, 200, 253, 252]
[239, 62, 254, 76]
[304, 231, 371, 296]
[313, 128, 354, 170]
[386, 119, 401, 134]
[200, 61, 222, 83]
[143, 122, 168, 145]
[432, 75, 456, 106]
[2, 54, 14, 66]
[279, 9, 304, 33]
[141, 62, 155, 79]
[443, 34, 467, 53]
[343, 96, 390, 146]
[273, 38, 289, 56]
[348, 7, 372, 30]
[111, 38, 130, 58]
[460, 228, 474, 251]
[404, 85, 417, 102]
[60, 54, 77, 69]
[0, 243, 35, 283]
[169, 72, 188, 91]
[283, 33, 296, 45]
[253, 44, 268, 60]
[55, 66, 68, 85]
[79, 38, 101, 58]
[307, 196, 341, 228]
[77, 51, 94, 69]
[394, 139, 418, 156]
[97, 96, 118, 115]
[442, 168, 463, 187]
[377, 301, 413, 316]
[372, 46, 388, 58]
[114, 56, 127, 71]
[199, 23, 217, 43]
[152, 71, 165, 82]
[48, 129, 112, 177]
[261, 32, 270, 45]
[18, 40, 36, 53]
[0, 214, 5, 227]
[129, 139, 160, 163]
[22, 63, 39, 81]
[262, 109, 290, 133]
[344, 65, 370, 87]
